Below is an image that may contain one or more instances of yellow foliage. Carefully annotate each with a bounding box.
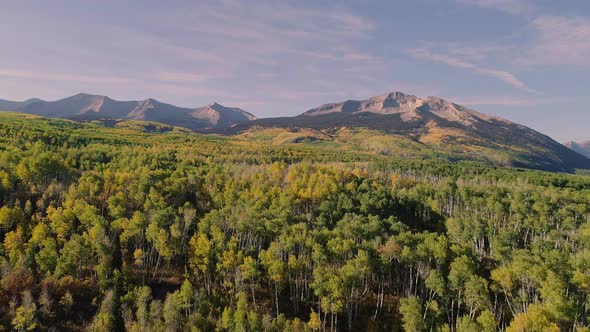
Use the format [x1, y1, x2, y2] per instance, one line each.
[507, 304, 559, 332]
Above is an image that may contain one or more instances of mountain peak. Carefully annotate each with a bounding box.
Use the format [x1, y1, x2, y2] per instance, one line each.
[71, 92, 98, 98]
[142, 98, 162, 105]
[304, 91, 447, 120]
[301, 92, 497, 128]
[385, 91, 418, 99]
[425, 95, 446, 103]
[209, 102, 229, 111]
[193, 102, 257, 126]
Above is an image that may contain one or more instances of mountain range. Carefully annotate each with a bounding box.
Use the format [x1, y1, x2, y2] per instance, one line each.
[564, 141, 590, 158]
[1, 92, 589, 172]
[0, 93, 256, 130]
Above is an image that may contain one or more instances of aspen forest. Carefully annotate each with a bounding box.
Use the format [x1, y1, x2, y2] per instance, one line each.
[0, 113, 589, 331]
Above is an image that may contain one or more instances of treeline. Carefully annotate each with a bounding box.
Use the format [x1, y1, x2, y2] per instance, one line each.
[0, 113, 589, 331]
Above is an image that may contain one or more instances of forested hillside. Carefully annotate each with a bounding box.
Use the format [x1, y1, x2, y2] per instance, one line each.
[0, 112, 589, 331]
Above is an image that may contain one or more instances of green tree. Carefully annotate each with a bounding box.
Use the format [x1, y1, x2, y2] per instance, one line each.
[234, 292, 249, 332]
[399, 296, 423, 332]
[12, 291, 38, 332]
[163, 291, 183, 331]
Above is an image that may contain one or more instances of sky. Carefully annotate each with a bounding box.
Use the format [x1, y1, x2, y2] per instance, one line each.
[1, 0, 589, 142]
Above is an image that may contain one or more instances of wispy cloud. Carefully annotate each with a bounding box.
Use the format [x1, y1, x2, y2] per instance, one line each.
[457, 1, 590, 67]
[158, 1, 375, 53]
[0, 68, 136, 84]
[119, 0, 388, 109]
[475, 69, 531, 91]
[457, 0, 535, 17]
[518, 16, 590, 66]
[408, 48, 535, 92]
[453, 95, 566, 106]
[155, 70, 232, 83]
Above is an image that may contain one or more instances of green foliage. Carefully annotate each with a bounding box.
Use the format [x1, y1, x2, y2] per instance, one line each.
[399, 296, 424, 332]
[0, 112, 588, 331]
[11, 291, 38, 332]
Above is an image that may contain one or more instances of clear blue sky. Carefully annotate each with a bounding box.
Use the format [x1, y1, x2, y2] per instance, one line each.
[1, 0, 589, 141]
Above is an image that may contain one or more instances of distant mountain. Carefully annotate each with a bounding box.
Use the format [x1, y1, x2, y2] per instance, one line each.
[1, 93, 256, 130]
[564, 141, 590, 158]
[228, 92, 590, 172]
[301, 92, 510, 126]
[0, 98, 43, 110]
[193, 102, 257, 128]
